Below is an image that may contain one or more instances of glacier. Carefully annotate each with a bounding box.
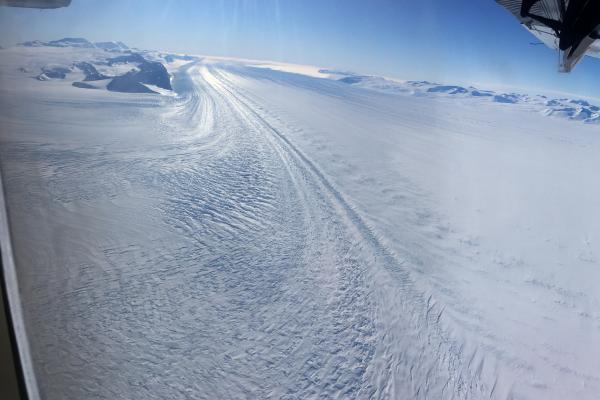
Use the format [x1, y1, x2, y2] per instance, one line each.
[0, 41, 599, 400]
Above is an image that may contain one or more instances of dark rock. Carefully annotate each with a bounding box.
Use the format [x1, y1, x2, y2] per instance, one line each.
[493, 94, 519, 103]
[107, 53, 147, 65]
[105, 52, 171, 93]
[74, 62, 109, 81]
[339, 76, 367, 84]
[427, 85, 468, 94]
[570, 99, 591, 107]
[72, 82, 98, 89]
[135, 61, 172, 90]
[38, 65, 71, 79]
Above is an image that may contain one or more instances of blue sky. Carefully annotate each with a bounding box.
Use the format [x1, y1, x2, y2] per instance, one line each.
[1, 0, 599, 97]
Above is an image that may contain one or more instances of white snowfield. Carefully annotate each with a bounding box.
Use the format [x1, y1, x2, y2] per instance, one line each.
[0, 44, 599, 400]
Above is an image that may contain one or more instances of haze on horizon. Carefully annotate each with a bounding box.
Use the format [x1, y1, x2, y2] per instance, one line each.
[1, 0, 599, 98]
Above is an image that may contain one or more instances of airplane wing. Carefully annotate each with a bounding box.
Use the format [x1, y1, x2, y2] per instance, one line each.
[496, 0, 600, 72]
[0, 0, 71, 9]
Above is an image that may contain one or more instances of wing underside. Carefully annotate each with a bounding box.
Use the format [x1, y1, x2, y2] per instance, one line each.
[496, 0, 600, 72]
[0, 0, 71, 9]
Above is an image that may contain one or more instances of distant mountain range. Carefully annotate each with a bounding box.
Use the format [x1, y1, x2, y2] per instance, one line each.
[330, 72, 600, 124]
[12, 38, 600, 124]
[19, 37, 128, 51]
[19, 37, 175, 94]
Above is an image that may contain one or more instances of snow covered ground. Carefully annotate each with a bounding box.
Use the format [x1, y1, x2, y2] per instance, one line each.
[0, 43, 599, 400]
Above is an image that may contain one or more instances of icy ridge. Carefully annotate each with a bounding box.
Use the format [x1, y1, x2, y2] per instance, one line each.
[330, 71, 600, 124]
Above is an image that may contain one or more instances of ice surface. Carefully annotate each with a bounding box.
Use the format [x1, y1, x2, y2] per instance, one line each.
[0, 44, 599, 400]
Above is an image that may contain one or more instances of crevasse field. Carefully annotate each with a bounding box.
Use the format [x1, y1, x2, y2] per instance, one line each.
[0, 42, 599, 400]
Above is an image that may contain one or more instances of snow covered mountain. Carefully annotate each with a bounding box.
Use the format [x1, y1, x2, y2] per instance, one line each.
[9, 37, 600, 123]
[332, 72, 600, 124]
[19, 37, 126, 50]
[94, 41, 129, 51]
[20, 37, 95, 48]
[13, 38, 175, 94]
[1, 39, 599, 400]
